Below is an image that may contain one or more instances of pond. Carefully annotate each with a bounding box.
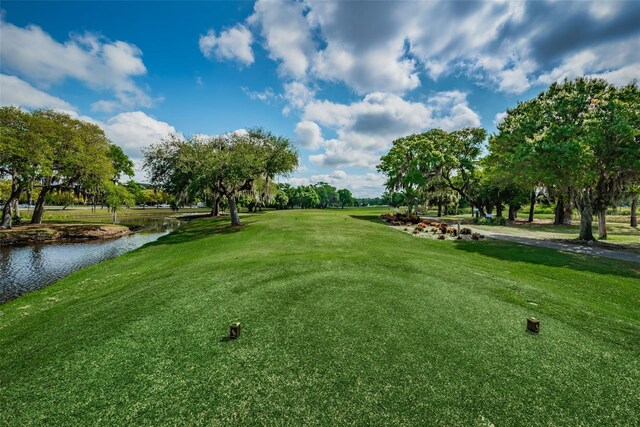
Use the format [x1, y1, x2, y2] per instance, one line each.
[0, 217, 181, 304]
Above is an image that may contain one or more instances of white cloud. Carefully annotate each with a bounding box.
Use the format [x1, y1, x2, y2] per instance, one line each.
[282, 81, 316, 114]
[493, 111, 507, 127]
[0, 16, 155, 110]
[100, 112, 178, 183]
[90, 99, 120, 113]
[0, 74, 75, 110]
[300, 90, 480, 169]
[199, 24, 254, 65]
[248, 0, 315, 77]
[295, 120, 323, 149]
[101, 112, 177, 160]
[308, 139, 381, 169]
[242, 86, 276, 102]
[537, 39, 640, 86]
[241, 1, 639, 94]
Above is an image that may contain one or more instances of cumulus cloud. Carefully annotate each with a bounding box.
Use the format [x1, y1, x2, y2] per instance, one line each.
[295, 120, 323, 150]
[101, 111, 177, 159]
[230, 0, 640, 94]
[301, 90, 480, 169]
[0, 16, 155, 110]
[0, 74, 75, 110]
[248, 0, 315, 77]
[100, 112, 178, 182]
[199, 24, 254, 65]
[537, 39, 640, 86]
[282, 81, 316, 114]
[493, 111, 507, 127]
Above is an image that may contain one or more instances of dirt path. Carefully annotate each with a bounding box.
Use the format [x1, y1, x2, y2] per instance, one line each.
[471, 227, 640, 263]
[419, 216, 640, 263]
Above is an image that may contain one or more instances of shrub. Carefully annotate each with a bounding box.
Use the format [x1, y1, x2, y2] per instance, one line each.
[471, 232, 485, 240]
[456, 235, 463, 240]
[472, 216, 507, 226]
[395, 212, 420, 224]
[446, 227, 457, 236]
[438, 234, 446, 240]
[493, 216, 507, 226]
[460, 227, 472, 235]
[380, 213, 395, 222]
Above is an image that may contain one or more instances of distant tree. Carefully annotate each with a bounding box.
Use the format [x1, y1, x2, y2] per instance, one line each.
[314, 182, 339, 208]
[274, 189, 289, 210]
[337, 188, 354, 208]
[297, 186, 320, 208]
[104, 183, 135, 224]
[125, 180, 144, 205]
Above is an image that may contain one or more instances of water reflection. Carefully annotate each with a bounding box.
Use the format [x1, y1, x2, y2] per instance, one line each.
[0, 217, 180, 303]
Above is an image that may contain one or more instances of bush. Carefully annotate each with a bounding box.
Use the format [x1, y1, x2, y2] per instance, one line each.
[472, 232, 483, 240]
[395, 212, 420, 224]
[460, 227, 472, 235]
[437, 234, 446, 240]
[472, 216, 507, 226]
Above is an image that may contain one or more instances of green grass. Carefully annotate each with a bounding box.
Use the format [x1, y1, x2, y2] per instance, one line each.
[17, 206, 211, 225]
[1, 207, 639, 425]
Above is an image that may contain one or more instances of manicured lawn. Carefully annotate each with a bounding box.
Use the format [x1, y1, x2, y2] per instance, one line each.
[16, 206, 211, 225]
[1, 207, 639, 425]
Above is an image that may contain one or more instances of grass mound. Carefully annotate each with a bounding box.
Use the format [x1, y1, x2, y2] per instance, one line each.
[1, 208, 638, 425]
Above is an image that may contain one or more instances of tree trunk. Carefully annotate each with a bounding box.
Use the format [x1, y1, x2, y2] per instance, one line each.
[528, 191, 536, 222]
[554, 196, 565, 225]
[12, 199, 19, 218]
[112, 208, 117, 225]
[228, 194, 241, 226]
[578, 205, 595, 241]
[597, 209, 607, 240]
[631, 194, 638, 228]
[437, 202, 442, 217]
[562, 200, 573, 225]
[508, 204, 516, 221]
[496, 203, 503, 217]
[30, 185, 50, 225]
[1, 184, 22, 229]
[211, 195, 220, 217]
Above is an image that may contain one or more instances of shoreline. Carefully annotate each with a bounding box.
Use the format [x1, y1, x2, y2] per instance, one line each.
[0, 223, 132, 246]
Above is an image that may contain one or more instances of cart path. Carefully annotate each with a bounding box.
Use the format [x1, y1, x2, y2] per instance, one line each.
[422, 217, 640, 263]
[475, 227, 640, 263]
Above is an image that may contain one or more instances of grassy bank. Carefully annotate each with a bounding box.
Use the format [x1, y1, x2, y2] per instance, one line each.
[1, 207, 639, 425]
[15, 206, 211, 225]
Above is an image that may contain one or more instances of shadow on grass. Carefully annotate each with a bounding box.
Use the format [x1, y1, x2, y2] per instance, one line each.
[349, 215, 385, 224]
[145, 217, 245, 247]
[452, 239, 640, 279]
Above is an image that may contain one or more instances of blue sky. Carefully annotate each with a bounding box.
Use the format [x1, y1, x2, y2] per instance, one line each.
[1, 1, 639, 196]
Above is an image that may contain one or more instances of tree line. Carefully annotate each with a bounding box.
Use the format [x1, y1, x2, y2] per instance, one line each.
[0, 107, 135, 228]
[378, 77, 640, 241]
